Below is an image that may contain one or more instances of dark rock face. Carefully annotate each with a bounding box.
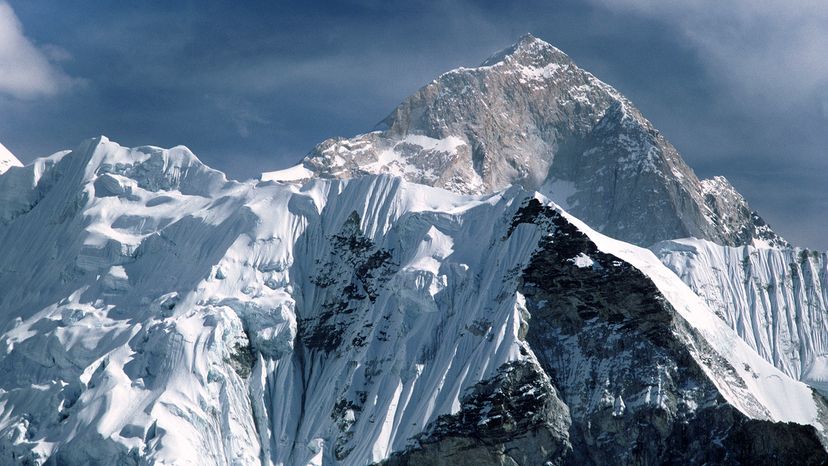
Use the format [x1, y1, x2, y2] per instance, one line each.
[378, 198, 827, 465]
[381, 361, 573, 466]
[299, 211, 397, 353]
[515, 199, 827, 465]
[712, 417, 828, 466]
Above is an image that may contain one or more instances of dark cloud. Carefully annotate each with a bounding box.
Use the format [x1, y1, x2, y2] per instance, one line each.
[0, 0, 825, 248]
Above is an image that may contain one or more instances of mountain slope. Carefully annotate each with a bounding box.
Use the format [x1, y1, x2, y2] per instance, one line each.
[0, 138, 824, 465]
[653, 238, 828, 395]
[265, 34, 782, 248]
[263, 34, 828, 400]
[0, 142, 22, 175]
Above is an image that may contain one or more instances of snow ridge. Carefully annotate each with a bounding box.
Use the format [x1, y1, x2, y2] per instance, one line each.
[0, 142, 23, 174]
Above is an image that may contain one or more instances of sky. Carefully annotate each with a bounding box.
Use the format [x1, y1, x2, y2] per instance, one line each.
[1, 1, 826, 249]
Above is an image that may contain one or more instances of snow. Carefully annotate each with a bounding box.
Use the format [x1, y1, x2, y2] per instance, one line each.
[361, 134, 466, 179]
[653, 237, 828, 394]
[261, 163, 314, 182]
[516, 63, 563, 83]
[612, 395, 626, 417]
[399, 134, 465, 154]
[568, 253, 595, 268]
[0, 137, 536, 465]
[750, 237, 774, 249]
[290, 132, 471, 195]
[0, 141, 23, 174]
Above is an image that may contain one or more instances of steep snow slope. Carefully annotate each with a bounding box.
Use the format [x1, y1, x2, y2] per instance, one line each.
[265, 34, 781, 248]
[654, 238, 828, 394]
[0, 142, 22, 174]
[0, 138, 825, 465]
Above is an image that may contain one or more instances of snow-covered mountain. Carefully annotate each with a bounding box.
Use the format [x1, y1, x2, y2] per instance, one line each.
[0, 142, 23, 175]
[266, 34, 828, 401]
[2, 35, 828, 465]
[0, 137, 825, 465]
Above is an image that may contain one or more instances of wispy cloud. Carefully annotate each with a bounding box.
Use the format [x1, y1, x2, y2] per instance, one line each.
[0, 2, 78, 98]
[209, 95, 272, 138]
[589, 0, 828, 110]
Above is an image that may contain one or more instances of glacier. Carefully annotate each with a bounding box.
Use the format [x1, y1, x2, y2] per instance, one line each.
[654, 238, 828, 395]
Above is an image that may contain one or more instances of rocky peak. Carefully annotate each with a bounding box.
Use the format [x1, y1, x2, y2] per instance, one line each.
[699, 176, 788, 248]
[270, 36, 784, 249]
[479, 33, 571, 69]
[297, 35, 619, 196]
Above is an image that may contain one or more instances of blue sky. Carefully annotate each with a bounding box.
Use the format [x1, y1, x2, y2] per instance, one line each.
[1, 0, 826, 248]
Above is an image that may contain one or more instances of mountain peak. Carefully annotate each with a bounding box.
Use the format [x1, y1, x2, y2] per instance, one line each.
[480, 33, 570, 68]
[0, 141, 23, 174]
[294, 35, 782, 248]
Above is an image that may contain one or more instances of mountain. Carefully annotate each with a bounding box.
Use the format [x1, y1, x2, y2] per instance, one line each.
[3, 35, 828, 465]
[0, 137, 825, 465]
[266, 34, 828, 397]
[265, 34, 784, 249]
[0, 142, 23, 175]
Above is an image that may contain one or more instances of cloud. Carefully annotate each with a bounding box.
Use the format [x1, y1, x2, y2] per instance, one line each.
[0, 2, 77, 98]
[589, 0, 828, 110]
[209, 95, 272, 138]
